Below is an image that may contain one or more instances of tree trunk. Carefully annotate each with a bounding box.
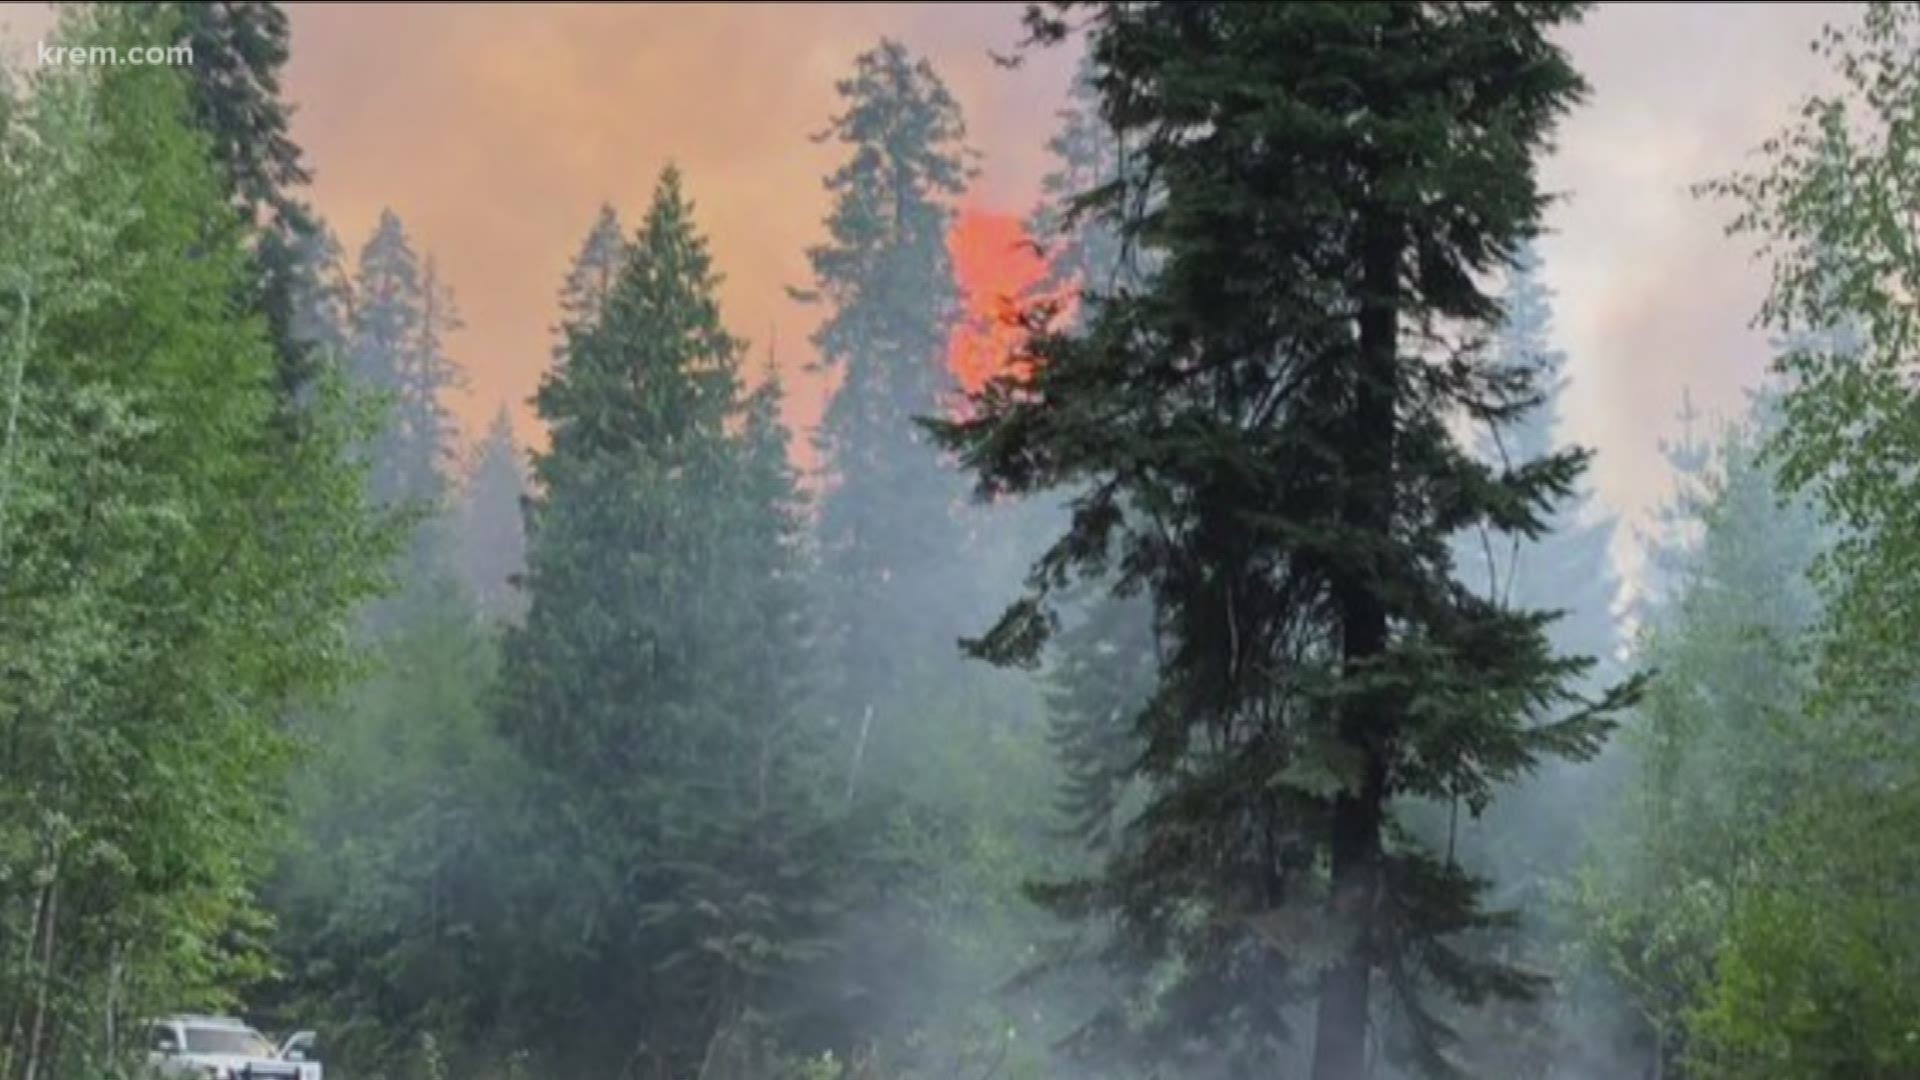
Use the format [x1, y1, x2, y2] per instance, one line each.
[1311, 210, 1401, 1080]
[21, 870, 60, 1080]
[107, 941, 127, 1060]
[1313, 778, 1384, 1080]
[844, 704, 874, 807]
[0, 873, 47, 1080]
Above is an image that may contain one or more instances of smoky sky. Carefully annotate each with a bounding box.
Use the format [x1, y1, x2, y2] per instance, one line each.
[0, 1, 1847, 584]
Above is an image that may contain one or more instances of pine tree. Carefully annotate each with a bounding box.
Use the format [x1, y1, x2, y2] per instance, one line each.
[456, 408, 529, 620]
[801, 39, 974, 722]
[169, 0, 307, 221]
[498, 167, 841, 1073]
[935, 6, 1636, 1076]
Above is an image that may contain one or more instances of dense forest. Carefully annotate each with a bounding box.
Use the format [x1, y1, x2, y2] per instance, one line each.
[3, 2, 1920, 1078]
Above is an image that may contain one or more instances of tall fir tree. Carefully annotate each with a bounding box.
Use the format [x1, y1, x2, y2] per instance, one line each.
[935, 6, 1637, 1077]
[347, 210, 464, 516]
[801, 39, 974, 724]
[497, 167, 842, 1074]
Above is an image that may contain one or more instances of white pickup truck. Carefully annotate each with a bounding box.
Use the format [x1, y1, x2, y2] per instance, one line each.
[144, 1015, 321, 1080]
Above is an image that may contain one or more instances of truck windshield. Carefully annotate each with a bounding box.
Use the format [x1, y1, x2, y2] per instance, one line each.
[184, 1028, 275, 1057]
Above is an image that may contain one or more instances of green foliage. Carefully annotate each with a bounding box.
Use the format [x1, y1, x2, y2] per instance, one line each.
[263, 579, 518, 1074]
[1666, 4, 1920, 1072]
[31, 8, 1904, 1080]
[496, 165, 851, 1075]
[117, 1, 340, 412]
[1706, 1, 1920, 705]
[1569, 396, 1830, 1076]
[1690, 777, 1920, 1079]
[0, 7, 388, 1076]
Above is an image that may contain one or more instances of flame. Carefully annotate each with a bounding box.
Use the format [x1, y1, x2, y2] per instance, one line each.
[945, 207, 1072, 401]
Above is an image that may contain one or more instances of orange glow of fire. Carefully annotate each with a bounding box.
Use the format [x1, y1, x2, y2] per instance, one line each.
[945, 206, 1073, 402]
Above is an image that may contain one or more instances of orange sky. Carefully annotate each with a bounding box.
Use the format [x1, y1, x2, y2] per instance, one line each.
[0, 1, 1856, 582]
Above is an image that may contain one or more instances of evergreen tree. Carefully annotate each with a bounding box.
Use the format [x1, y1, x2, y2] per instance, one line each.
[168, 0, 307, 221]
[935, 6, 1635, 1076]
[498, 167, 842, 1074]
[557, 203, 627, 346]
[456, 408, 529, 621]
[348, 210, 464, 516]
[801, 38, 973, 722]
[795, 49, 1098, 1076]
